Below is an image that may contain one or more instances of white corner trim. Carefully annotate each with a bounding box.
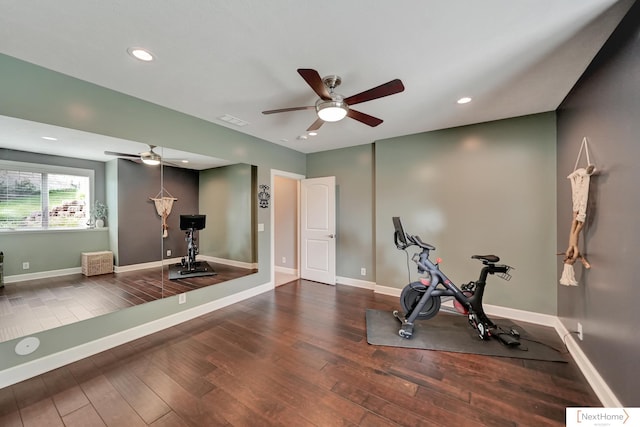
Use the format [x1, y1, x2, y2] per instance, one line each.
[0, 281, 274, 389]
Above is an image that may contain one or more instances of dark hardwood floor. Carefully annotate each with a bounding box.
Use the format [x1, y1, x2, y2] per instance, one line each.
[0, 263, 257, 342]
[0, 280, 598, 426]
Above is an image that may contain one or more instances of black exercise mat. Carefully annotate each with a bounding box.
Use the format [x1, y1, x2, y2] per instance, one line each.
[366, 309, 567, 362]
[168, 262, 217, 280]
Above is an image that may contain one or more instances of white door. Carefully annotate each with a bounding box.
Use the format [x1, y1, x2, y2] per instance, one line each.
[300, 176, 336, 285]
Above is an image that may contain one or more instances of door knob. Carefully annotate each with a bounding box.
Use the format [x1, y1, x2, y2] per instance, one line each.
[328, 234, 335, 238]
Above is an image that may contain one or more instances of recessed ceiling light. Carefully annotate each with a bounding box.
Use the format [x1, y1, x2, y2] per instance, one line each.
[41, 136, 58, 141]
[457, 97, 472, 104]
[127, 47, 155, 62]
[296, 135, 308, 140]
[308, 132, 318, 136]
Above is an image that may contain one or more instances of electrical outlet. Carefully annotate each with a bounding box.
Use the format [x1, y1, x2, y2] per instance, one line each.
[166, 249, 172, 257]
[178, 293, 186, 304]
[361, 267, 366, 276]
[577, 322, 583, 341]
[282, 256, 286, 264]
[22, 262, 30, 270]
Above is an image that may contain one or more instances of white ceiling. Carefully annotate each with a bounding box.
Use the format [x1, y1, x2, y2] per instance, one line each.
[0, 0, 634, 156]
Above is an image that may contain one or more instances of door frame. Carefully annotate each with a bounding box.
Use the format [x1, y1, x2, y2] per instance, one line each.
[270, 169, 305, 287]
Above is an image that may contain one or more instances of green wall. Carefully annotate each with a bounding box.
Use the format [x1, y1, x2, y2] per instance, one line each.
[199, 163, 255, 263]
[377, 113, 557, 314]
[308, 113, 557, 314]
[307, 144, 375, 282]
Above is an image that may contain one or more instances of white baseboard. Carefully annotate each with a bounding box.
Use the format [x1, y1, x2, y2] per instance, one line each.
[5, 257, 255, 281]
[554, 321, 621, 407]
[114, 260, 163, 273]
[275, 266, 298, 276]
[0, 281, 274, 389]
[372, 284, 402, 296]
[342, 279, 618, 407]
[4, 267, 81, 283]
[337, 276, 376, 290]
[199, 255, 257, 270]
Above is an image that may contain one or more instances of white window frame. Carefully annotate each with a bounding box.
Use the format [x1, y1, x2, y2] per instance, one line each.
[0, 159, 95, 231]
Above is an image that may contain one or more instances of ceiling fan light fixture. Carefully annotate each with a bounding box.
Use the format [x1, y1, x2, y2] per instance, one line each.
[316, 99, 348, 122]
[142, 152, 161, 165]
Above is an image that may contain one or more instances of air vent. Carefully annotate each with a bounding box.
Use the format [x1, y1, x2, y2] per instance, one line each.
[218, 114, 249, 127]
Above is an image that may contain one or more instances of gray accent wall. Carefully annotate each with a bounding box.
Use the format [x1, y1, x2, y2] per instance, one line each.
[556, 1, 639, 407]
[115, 159, 199, 266]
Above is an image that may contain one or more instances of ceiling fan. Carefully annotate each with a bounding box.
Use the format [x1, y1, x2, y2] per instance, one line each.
[262, 68, 405, 132]
[104, 144, 162, 165]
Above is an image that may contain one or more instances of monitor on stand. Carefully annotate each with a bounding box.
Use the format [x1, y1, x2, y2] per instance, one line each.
[180, 214, 206, 231]
[392, 216, 409, 248]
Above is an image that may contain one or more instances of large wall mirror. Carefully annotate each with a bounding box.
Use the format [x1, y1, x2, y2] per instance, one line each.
[0, 115, 258, 343]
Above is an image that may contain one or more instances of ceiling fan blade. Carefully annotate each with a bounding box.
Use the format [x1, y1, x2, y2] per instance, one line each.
[307, 118, 325, 132]
[343, 79, 405, 106]
[298, 69, 331, 100]
[262, 106, 315, 115]
[104, 151, 139, 159]
[347, 109, 383, 127]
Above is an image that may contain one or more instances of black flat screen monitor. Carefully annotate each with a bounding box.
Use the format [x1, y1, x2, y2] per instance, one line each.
[392, 216, 409, 247]
[180, 214, 206, 231]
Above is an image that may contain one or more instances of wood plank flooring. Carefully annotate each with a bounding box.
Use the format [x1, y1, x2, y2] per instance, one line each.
[0, 280, 599, 426]
[0, 263, 257, 342]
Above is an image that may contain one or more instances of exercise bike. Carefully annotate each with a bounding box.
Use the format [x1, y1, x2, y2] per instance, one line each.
[392, 217, 521, 347]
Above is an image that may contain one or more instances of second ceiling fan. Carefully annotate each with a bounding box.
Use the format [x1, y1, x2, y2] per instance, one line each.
[262, 68, 405, 132]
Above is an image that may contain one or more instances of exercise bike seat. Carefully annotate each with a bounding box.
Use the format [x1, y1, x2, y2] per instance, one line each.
[471, 254, 500, 263]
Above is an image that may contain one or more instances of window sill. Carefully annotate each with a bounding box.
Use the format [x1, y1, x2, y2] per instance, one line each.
[0, 227, 109, 235]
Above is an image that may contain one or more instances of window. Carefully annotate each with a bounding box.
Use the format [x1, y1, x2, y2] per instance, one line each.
[0, 160, 94, 231]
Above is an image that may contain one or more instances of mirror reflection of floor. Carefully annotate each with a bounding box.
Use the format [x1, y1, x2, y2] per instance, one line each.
[0, 262, 257, 343]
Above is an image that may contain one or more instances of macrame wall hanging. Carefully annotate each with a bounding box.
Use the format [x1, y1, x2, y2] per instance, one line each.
[559, 137, 595, 286]
[150, 188, 178, 238]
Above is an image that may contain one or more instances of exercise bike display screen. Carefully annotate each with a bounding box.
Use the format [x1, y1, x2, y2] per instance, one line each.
[392, 216, 409, 247]
[180, 214, 206, 231]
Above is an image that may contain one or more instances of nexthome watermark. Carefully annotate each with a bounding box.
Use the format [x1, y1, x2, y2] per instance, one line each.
[566, 407, 638, 426]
